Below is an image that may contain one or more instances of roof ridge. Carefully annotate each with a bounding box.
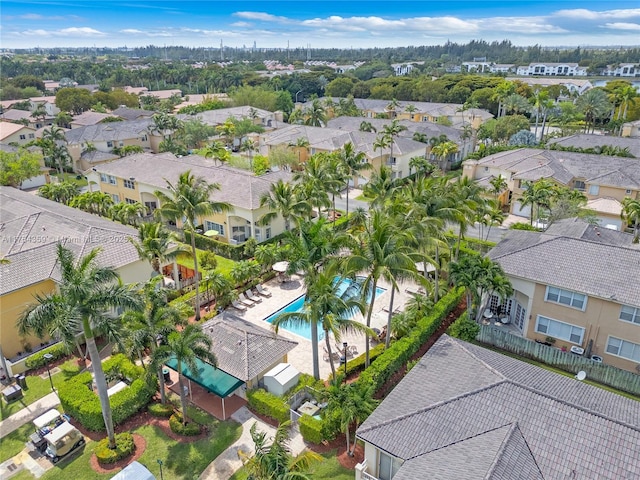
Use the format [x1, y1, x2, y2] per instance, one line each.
[483, 423, 545, 480]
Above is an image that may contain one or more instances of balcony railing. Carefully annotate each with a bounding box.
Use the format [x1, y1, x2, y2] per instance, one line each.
[355, 461, 380, 480]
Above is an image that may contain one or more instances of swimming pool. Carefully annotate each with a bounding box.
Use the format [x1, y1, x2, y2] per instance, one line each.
[264, 277, 386, 341]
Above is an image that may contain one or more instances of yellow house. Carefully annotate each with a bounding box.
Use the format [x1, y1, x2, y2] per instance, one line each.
[0, 187, 153, 375]
[487, 219, 640, 373]
[0, 122, 37, 146]
[87, 152, 294, 244]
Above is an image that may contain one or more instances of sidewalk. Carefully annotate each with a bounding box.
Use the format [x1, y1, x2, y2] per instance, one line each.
[0, 392, 60, 439]
[198, 406, 306, 480]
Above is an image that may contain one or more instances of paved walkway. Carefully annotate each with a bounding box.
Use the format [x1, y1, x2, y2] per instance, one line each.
[198, 406, 306, 480]
[0, 392, 60, 439]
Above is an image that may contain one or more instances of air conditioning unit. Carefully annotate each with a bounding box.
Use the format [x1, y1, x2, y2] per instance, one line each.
[570, 346, 585, 356]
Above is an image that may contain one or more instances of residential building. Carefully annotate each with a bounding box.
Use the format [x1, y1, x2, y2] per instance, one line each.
[0, 109, 51, 129]
[69, 111, 113, 128]
[355, 334, 640, 480]
[506, 77, 592, 96]
[177, 106, 283, 130]
[0, 187, 153, 375]
[86, 152, 293, 244]
[547, 134, 640, 158]
[139, 89, 182, 101]
[0, 122, 36, 145]
[601, 63, 639, 77]
[391, 62, 423, 76]
[27, 97, 60, 117]
[111, 106, 155, 121]
[486, 218, 640, 372]
[515, 63, 588, 76]
[462, 148, 640, 227]
[622, 119, 640, 138]
[462, 61, 515, 73]
[259, 124, 427, 184]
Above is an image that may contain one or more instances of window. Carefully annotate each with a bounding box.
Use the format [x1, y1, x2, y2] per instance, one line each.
[107, 141, 114, 148]
[378, 452, 401, 480]
[144, 201, 157, 214]
[123, 179, 135, 189]
[266, 227, 271, 239]
[626, 189, 633, 195]
[28, 133, 35, 139]
[535, 315, 585, 344]
[99, 173, 117, 185]
[125, 198, 137, 204]
[111, 194, 120, 203]
[19, 134, 26, 140]
[545, 286, 587, 310]
[573, 180, 585, 191]
[606, 336, 640, 363]
[588, 185, 600, 195]
[141, 135, 148, 142]
[620, 305, 640, 325]
[254, 228, 261, 242]
[204, 221, 224, 236]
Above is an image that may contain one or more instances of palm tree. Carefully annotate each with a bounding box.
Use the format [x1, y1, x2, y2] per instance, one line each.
[489, 175, 508, 201]
[336, 142, 371, 217]
[408, 156, 434, 179]
[293, 154, 333, 219]
[240, 421, 321, 479]
[621, 197, 640, 243]
[130, 222, 185, 284]
[327, 382, 378, 456]
[240, 138, 256, 169]
[431, 141, 459, 170]
[154, 171, 231, 321]
[450, 177, 484, 260]
[121, 280, 186, 404]
[519, 179, 556, 225]
[304, 99, 327, 127]
[18, 245, 142, 448]
[345, 209, 418, 361]
[359, 121, 376, 133]
[492, 80, 516, 117]
[380, 119, 407, 168]
[258, 179, 309, 232]
[154, 324, 216, 424]
[576, 89, 612, 133]
[199, 140, 230, 166]
[363, 165, 397, 210]
[109, 201, 145, 226]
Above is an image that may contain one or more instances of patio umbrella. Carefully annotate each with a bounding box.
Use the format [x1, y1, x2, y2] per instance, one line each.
[272, 261, 289, 273]
[415, 262, 436, 273]
[204, 230, 220, 237]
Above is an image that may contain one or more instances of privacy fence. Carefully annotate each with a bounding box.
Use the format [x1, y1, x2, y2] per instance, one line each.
[477, 325, 640, 396]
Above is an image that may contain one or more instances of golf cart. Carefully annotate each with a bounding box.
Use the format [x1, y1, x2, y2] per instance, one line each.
[29, 409, 71, 453]
[43, 421, 85, 463]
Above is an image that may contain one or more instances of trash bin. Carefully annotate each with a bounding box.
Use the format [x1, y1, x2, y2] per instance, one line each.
[17, 375, 27, 389]
[162, 368, 170, 382]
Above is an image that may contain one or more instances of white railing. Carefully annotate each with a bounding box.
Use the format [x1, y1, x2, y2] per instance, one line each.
[355, 461, 379, 480]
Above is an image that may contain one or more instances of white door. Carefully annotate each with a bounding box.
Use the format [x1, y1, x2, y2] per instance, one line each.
[512, 200, 531, 218]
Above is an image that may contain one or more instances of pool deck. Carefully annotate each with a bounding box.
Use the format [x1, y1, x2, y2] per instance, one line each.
[229, 274, 422, 381]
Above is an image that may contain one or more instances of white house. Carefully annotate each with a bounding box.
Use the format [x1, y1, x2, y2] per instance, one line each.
[516, 63, 588, 76]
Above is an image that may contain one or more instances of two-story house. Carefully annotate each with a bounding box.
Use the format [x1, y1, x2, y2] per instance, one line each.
[486, 218, 640, 373]
[355, 335, 640, 480]
[515, 63, 588, 76]
[0, 123, 37, 146]
[86, 152, 293, 244]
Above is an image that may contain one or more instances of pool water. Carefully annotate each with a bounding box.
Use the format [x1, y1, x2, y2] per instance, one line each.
[264, 277, 386, 341]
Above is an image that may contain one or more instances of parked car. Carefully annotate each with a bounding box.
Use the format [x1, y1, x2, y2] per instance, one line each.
[43, 421, 84, 463]
[29, 409, 70, 453]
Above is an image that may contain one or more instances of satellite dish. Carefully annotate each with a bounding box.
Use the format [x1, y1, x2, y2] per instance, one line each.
[575, 371, 587, 381]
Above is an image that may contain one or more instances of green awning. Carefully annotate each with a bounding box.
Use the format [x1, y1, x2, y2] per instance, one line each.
[165, 357, 244, 398]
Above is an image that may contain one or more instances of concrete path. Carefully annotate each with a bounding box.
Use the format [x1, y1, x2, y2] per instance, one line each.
[0, 392, 60, 439]
[198, 406, 306, 480]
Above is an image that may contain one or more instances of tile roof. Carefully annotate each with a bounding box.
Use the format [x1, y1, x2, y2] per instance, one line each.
[0, 187, 143, 295]
[111, 107, 155, 121]
[93, 152, 292, 210]
[357, 336, 640, 480]
[64, 119, 152, 145]
[547, 134, 640, 158]
[471, 148, 640, 190]
[178, 106, 276, 126]
[0, 122, 35, 140]
[71, 111, 112, 126]
[201, 312, 297, 381]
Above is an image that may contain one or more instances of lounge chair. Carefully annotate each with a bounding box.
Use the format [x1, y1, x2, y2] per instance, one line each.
[245, 289, 262, 303]
[255, 284, 272, 298]
[231, 300, 247, 312]
[237, 292, 255, 307]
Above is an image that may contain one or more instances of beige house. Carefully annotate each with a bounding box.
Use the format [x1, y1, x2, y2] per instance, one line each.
[463, 148, 640, 229]
[621, 119, 640, 138]
[0, 123, 37, 145]
[177, 106, 283, 130]
[487, 219, 640, 373]
[0, 187, 153, 375]
[86, 152, 293, 244]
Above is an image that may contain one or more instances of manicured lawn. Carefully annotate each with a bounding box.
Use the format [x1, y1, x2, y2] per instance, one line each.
[229, 450, 354, 480]
[177, 250, 236, 278]
[0, 423, 34, 462]
[1, 359, 82, 420]
[50, 173, 88, 187]
[354, 193, 372, 202]
[7, 470, 34, 480]
[37, 408, 241, 480]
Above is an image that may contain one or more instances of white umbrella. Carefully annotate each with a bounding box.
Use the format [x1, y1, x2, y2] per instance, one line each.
[203, 230, 219, 237]
[415, 262, 436, 273]
[272, 261, 289, 273]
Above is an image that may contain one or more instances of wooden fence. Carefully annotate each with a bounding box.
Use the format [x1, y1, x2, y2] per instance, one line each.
[477, 325, 640, 396]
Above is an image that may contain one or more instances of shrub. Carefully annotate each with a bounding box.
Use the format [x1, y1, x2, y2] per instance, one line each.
[246, 388, 289, 423]
[94, 432, 135, 464]
[447, 312, 480, 342]
[289, 373, 326, 396]
[510, 222, 540, 231]
[185, 231, 246, 261]
[59, 354, 154, 431]
[25, 343, 68, 370]
[148, 402, 174, 418]
[169, 413, 202, 436]
[299, 414, 324, 444]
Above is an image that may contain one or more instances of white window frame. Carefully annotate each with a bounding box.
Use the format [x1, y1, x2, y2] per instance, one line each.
[535, 315, 585, 345]
[204, 221, 224, 236]
[545, 286, 587, 311]
[606, 336, 640, 363]
[619, 305, 640, 326]
[254, 228, 261, 242]
[111, 194, 120, 203]
[123, 179, 135, 189]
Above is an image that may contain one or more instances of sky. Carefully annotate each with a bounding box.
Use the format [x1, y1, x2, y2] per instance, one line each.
[1, 1, 640, 50]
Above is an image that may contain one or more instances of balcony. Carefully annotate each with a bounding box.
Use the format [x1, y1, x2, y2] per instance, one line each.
[355, 461, 380, 480]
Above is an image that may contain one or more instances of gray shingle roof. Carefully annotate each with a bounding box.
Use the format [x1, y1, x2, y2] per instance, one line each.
[64, 119, 152, 145]
[93, 152, 292, 210]
[111, 107, 155, 121]
[0, 187, 142, 295]
[201, 312, 297, 381]
[357, 336, 640, 480]
[547, 134, 640, 158]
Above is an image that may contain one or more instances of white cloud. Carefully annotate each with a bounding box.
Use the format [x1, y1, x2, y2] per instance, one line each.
[604, 22, 640, 31]
[16, 26, 106, 37]
[234, 12, 290, 23]
[230, 21, 251, 27]
[554, 8, 640, 20]
[120, 29, 145, 34]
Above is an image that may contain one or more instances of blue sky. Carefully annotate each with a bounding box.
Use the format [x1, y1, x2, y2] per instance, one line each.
[1, 1, 639, 49]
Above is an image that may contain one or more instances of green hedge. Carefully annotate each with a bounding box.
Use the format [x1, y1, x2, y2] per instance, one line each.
[25, 343, 68, 370]
[148, 402, 174, 418]
[446, 312, 480, 342]
[94, 432, 135, 464]
[299, 414, 324, 444]
[185, 231, 246, 261]
[357, 287, 464, 391]
[169, 413, 202, 436]
[246, 388, 289, 424]
[58, 354, 155, 431]
[289, 373, 326, 396]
